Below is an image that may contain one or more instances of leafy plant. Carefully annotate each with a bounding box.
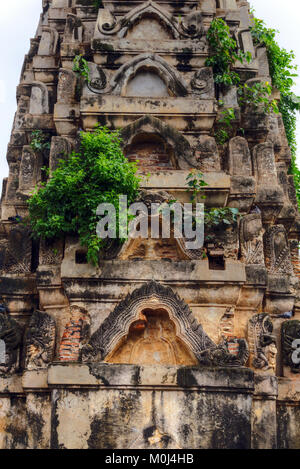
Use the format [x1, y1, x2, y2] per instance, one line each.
[30, 130, 51, 152]
[215, 107, 236, 144]
[185, 172, 239, 229]
[204, 207, 239, 229]
[186, 171, 208, 202]
[205, 18, 252, 87]
[238, 81, 278, 113]
[73, 55, 91, 83]
[250, 13, 300, 207]
[28, 126, 141, 265]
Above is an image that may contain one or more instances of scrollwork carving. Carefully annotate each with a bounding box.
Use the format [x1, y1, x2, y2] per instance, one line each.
[25, 310, 56, 370]
[81, 281, 248, 367]
[248, 313, 277, 371]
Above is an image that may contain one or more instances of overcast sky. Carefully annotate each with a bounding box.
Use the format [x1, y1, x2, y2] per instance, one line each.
[0, 0, 299, 193]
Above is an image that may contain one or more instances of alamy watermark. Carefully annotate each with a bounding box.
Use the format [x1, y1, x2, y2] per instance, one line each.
[96, 195, 204, 250]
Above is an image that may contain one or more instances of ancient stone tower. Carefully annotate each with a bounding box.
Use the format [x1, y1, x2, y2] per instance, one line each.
[0, 0, 300, 450]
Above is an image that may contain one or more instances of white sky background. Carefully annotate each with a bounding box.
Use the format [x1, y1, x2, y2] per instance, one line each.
[0, 0, 299, 193]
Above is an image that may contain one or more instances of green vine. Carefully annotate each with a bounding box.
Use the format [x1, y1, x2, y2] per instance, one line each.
[185, 171, 240, 229]
[73, 55, 91, 83]
[28, 127, 140, 265]
[238, 81, 278, 114]
[30, 130, 51, 152]
[250, 13, 300, 207]
[186, 170, 208, 202]
[214, 106, 236, 145]
[205, 18, 252, 87]
[206, 18, 279, 145]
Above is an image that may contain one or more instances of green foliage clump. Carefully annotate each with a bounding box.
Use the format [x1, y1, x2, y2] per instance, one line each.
[185, 172, 240, 229]
[204, 207, 239, 229]
[28, 127, 140, 265]
[30, 130, 51, 152]
[186, 170, 208, 202]
[206, 18, 278, 145]
[250, 14, 300, 206]
[73, 55, 91, 83]
[215, 107, 236, 144]
[238, 81, 278, 114]
[205, 18, 252, 87]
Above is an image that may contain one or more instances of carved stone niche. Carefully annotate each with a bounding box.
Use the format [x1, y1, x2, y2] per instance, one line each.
[0, 225, 32, 275]
[95, 2, 179, 40]
[282, 320, 300, 375]
[264, 225, 294, 276]
[57, 69, 77, 104]
[276, 163, 296, 231]
[63, 14, 83, 44]
[266, 113, 282, 156]
[39, 238, 64, 266]
[0, 307, 23, 375]
[124, 133, 175, 171]
[227, 137, 256, 212]
[190, 67, 215, 99]
[205, 220, 239, 261]
[81, 281, 249, 367]
[252, 142, 284, 224]
[49, 136, 74, 173]
[110, 54, 189, 98]
[37, 26, 59, 56]
[29, 82, 49, 115]
[24, 310, 56, 370]
[193, 135, 220, 172]
[94, 1, 205, 42]
[102, 190, 205, 262]
[120, 115, 198, 170]
[18, 146, 43, 196]
[240, 213, 265, 266]
[248, 313, 277, 372]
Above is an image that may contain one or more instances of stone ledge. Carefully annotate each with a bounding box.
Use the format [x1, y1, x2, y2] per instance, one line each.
[48, 363, 254, 391]
[22, 369, 49, 390]
[61, 258, 246, 283]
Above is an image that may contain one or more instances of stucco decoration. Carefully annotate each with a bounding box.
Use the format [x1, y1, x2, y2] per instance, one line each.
[81, 281, 248, 367]
[96, 1, 204, 39]
[25, 310, 56, 370]
[120, 115, 197, 169]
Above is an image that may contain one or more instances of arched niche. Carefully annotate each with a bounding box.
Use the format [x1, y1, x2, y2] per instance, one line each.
[111, 54, 188, 97]
[126, 71, 169, 98]
[106, 307, 198, 366]
[119, 1, 179, 39]
[120, 115, 195, 170]
[125, 15, 174, 40]
[124, 132, 175, 170]
[81, 281, 216, 363]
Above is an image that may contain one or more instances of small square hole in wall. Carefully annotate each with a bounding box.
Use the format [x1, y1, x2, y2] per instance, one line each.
[75, 250, 88, 264]
[208, 255, 225, 270]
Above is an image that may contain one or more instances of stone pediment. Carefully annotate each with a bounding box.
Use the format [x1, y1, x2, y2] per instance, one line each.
[81, 280, 248, 368]
[95, 1, 205, 40]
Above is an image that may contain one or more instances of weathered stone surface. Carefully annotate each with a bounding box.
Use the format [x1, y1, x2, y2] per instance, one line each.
[49, 364, 253, 449]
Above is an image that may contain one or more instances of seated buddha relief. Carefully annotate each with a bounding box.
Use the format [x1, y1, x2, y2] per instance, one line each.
[105, 307, 198, 366]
